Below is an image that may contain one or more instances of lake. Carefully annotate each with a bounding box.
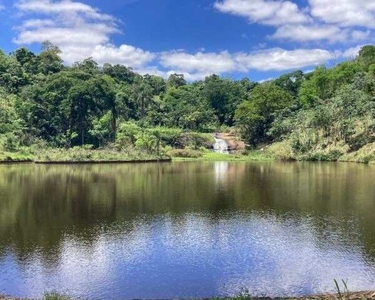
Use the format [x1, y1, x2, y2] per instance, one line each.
[1, 162, 375, 299]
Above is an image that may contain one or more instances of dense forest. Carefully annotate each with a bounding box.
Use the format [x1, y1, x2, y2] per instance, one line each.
[1, 42, 375, 163]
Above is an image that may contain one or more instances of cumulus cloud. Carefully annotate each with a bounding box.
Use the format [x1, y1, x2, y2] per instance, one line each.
[235, 48, 334, 71]
[156, 48, 335, 79]
[159, 51, 237, 74]
[13, 0, 154, 66]
[91, 44, 155, 68]
[214, 0, 310, 26]
[18, 19, 56, 29]
[272, 25, 344, 43]
[342, 45, 365, 59]
[309, 0, 375, 28]
[215, 0, 375, 45]
[10, 0, 360, 81]
[15, 0, 114, 21]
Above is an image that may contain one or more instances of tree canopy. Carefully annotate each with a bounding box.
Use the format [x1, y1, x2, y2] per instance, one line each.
[1, 42, 375, 160]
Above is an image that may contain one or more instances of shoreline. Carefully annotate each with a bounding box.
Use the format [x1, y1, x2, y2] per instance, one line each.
[0, 149, 374, 165]
[0, 158, 172, 165]
[1, 155, 375, 165]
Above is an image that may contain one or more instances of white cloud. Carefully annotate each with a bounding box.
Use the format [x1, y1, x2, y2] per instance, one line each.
[15, 0, 114, 21]
[141, 47, 336, 80]
[15, 24, 116, 47]
[309, 0, 375, 28]
[342, 45, 365, 59]
[351, 30, 371, 41]
[271, 25, 370, 43]
[19, 19, 56, 29]
[135, 67, 211, 82]
[159, 51, 237, 74]
[215, 0, 375, 44]
[13, 0, 155, 67]
[235, 48, 334, 71]
[91, 44, 155, 68]
[10, 0, 358, 81]
[0, 4, 5, 10]
[157, 48, 335, 79]
[214, 0, 310, 26]
[272, 25, 345, 43]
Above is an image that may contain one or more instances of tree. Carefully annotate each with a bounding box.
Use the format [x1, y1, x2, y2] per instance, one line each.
[0, 88, 21, 134]
[203, 75, 251, 126]
[132, 77, 154, 120]
[274, 70, 304, 98]
[0, 50, 29, 93]
[103, 64, 136, 84]
[235, 83, 293, 146]
[144, 74, 166, 95]
[38, 41, 63, 75]
[13, 48, 39, 75]
[167, 73, 186, 88]
[358, 45, 375, 69]
[160, 84, 218, 131]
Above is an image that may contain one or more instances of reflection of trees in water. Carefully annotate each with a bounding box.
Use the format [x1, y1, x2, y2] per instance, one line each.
[0, 162, 375, 263]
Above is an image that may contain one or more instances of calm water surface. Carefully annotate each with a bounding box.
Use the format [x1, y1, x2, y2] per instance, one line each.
[1, 162, 375, 299]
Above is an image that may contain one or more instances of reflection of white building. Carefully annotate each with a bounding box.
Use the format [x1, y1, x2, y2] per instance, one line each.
[214, 162, 229, 183]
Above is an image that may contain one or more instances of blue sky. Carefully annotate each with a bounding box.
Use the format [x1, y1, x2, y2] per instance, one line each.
[0, 0, 373, 81]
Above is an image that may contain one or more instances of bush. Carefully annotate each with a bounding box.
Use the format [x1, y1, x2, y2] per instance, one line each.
[340, 142, 375, 164]
[302, 150, 343, 161]
[0, 133, 19, 152]
[43, 292, 72, 300]
[174, 132, 215, 149]
[168, 149, 204, 158]
[267, 140, 296, 160]
[157, 127, 182, 145]
[116, 121, 142, 149]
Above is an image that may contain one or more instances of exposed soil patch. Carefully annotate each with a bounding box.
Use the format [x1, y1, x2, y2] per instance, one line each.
[217, 132, 246, 152]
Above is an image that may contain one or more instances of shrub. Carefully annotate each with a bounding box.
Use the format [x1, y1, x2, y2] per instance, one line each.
[168, 149, 203, 158]
[174, 132, 215, 149]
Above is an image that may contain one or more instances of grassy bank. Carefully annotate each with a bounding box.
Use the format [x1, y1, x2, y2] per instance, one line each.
[0, 147, 170, 164]
[266, 140, 375, 165]
[172, 150, 275, 162]
[0, 151, 34, 163]
[2, 144, 375, 165]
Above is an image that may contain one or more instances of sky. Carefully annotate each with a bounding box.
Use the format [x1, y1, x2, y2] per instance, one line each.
[0, 0, 374, 82]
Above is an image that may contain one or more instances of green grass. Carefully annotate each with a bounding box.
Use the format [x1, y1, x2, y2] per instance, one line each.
[42, 292, 72, 300]
[0, 147, 170, 163]
[339, 142, 375, 165]
[34, 147, 169, 163]
[173, 150, 275, 162]
[0, 151, 34, 163]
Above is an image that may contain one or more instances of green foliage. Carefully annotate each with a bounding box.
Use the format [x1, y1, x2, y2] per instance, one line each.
[203, 74, 252, 125]
[89, 111, 115, 147]
[235, 82, 293, 146]
[274, 70, 304, 98]
[174, 132, 215, 149]
[168, 148, 204, 158]
[116, 121, 141, 149]
[299, 62, 362, 107]
[115, 121, 214, 154]
[1, 42, 375, 164]
[167, 73, 186, 88]
[43, 292, 72, 300]
[160, 84, 218, 131]
[358, 45, 375, 69]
